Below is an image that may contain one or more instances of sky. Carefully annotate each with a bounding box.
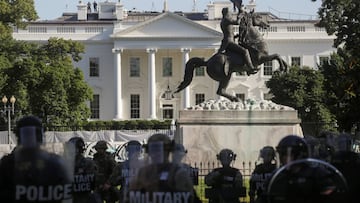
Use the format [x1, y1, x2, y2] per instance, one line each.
[34, 0, 322, 20]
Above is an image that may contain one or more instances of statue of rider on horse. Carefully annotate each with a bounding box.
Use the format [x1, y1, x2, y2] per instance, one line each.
[175, 0, 288, 102]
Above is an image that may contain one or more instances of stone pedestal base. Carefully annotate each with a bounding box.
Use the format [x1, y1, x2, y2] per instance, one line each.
[175, 109, 303, 168]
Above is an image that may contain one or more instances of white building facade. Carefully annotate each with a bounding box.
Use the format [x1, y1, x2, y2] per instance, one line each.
[12, 1, 336, 121]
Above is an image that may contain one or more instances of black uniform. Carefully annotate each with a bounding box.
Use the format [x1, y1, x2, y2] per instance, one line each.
[249, 163, 276, 203]
[331, 151, 360, 203]
[0, 147, 72, 203]
[72, 155, 97, 203]
[205, 167, 244, 203]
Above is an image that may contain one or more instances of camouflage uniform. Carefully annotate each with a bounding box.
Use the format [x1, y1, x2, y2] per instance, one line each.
[93, 141, 117, 203]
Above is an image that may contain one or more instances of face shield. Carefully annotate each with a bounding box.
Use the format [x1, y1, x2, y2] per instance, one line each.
[19, 126, 42, 148]
[147, 141, 165, 164]
[267, 158, 348, 203]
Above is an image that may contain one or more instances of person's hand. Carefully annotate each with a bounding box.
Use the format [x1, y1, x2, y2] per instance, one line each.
[104, 183, 111, 190]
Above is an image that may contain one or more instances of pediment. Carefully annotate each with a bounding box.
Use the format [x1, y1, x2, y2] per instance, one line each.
[112, 12, 222, 39]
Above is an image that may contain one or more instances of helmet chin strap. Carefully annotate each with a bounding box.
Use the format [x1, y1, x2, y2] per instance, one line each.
[19, 126, 39, 148]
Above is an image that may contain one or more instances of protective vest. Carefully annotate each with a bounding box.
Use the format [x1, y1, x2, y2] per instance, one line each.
[129, 163, 193, 203]
[249, 163, 277, 197]
[1, 148, 72, 203]
[73, 156, 96, 193]
[208, 167, 244, 201]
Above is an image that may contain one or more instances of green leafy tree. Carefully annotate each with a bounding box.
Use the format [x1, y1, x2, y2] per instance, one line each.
[0, 0, 38, 38]
[312, 0, 360, 132]
[266, 67, 336, 135]
[316, 0, 360, 58]
[320, 49, 360, 131]
[1, 37, 93, 126]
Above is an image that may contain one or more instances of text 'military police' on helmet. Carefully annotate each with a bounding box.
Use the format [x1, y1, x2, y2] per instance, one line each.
[15, 115, 44, 148]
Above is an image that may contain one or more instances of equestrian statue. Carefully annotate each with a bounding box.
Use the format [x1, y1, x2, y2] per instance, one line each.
[175, 0, 288, 102]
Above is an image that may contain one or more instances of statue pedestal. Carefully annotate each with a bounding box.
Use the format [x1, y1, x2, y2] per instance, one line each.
[175, 103, 302, 168]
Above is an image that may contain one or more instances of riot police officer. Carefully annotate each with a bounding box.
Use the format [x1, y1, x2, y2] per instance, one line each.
[249, 146, 277, 203]
[266, 135, 347, 203]
[205, 149, 245, 203]
[92, 140, 117, 203]
[0, 115, 72, 202]
[108, 140, 145, 202]
[129, 133, 195, 203]
[331, 133, 360, 203]
[64, 137, 98, 203]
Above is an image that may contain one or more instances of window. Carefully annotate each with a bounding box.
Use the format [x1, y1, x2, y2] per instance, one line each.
[263, 61, 273, 76]
[236, 94, 245, 102]
[130, 57, 140, 77]
[291, 57, 301, 67]
[90, 94, 100, 119]
[89, 57, 99, 77]
[195, 67, 205, 76]
[319, 56, 329, 66]
[195, 58, 205, 76]
[235, 72, 246, 76]
[163, 57, 172, 77]
[130, 94, 140, 119]
[162, 104, 174, 119]
[195, 93, 205, 105]
[264, 93, 273, 100]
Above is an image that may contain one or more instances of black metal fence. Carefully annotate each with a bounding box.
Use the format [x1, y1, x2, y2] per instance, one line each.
[188, 161, 257, 203]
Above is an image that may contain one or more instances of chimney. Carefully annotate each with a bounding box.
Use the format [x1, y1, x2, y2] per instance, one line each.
[246, 0, 256, 12]
[77, 1, 87, 20]
[207, 3, 215, 20]
[163, 0, 168, 12]
[115, 3, 125, 20]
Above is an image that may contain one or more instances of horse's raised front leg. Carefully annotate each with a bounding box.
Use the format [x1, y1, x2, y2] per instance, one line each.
[259, 54, 288, 72]
[216, 79, 239, 102]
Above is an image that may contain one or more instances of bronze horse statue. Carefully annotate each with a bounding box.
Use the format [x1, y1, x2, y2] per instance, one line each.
[175, 11, 288, 102]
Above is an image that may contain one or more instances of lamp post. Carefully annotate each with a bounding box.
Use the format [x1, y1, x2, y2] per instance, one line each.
[2, 96, 16, 144]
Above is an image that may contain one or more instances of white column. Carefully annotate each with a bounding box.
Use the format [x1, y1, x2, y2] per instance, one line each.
[181, 48, 191, 108]
[112, 48, 123, 120]
[147, 48, 157, 119]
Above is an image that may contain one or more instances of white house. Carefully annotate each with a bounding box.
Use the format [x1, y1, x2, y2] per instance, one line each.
[12, 1, 336, 121]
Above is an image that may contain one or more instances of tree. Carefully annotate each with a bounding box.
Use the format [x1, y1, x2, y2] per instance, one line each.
[320, 49, 360, 131]
[266, 67, 336, 135]
[0, 37, 93, 126]
[0, 0, 38, 38]
[316, 0, 360, 58]
[313, 0, 360, 132]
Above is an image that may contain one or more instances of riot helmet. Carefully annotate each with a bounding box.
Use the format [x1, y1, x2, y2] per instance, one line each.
[15, 115, 44, 148]
[336, 133, 353, 152]
[126, 140, 142, 159]
[144, 133, 174, 163]
[172, 143, 188, 164]
[260, 146, 276, 164]
[67, 137, 86, 155]
[217, 148, 236, 167]
[276, 135, 309, 165]
[94, 140, 108, 151]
